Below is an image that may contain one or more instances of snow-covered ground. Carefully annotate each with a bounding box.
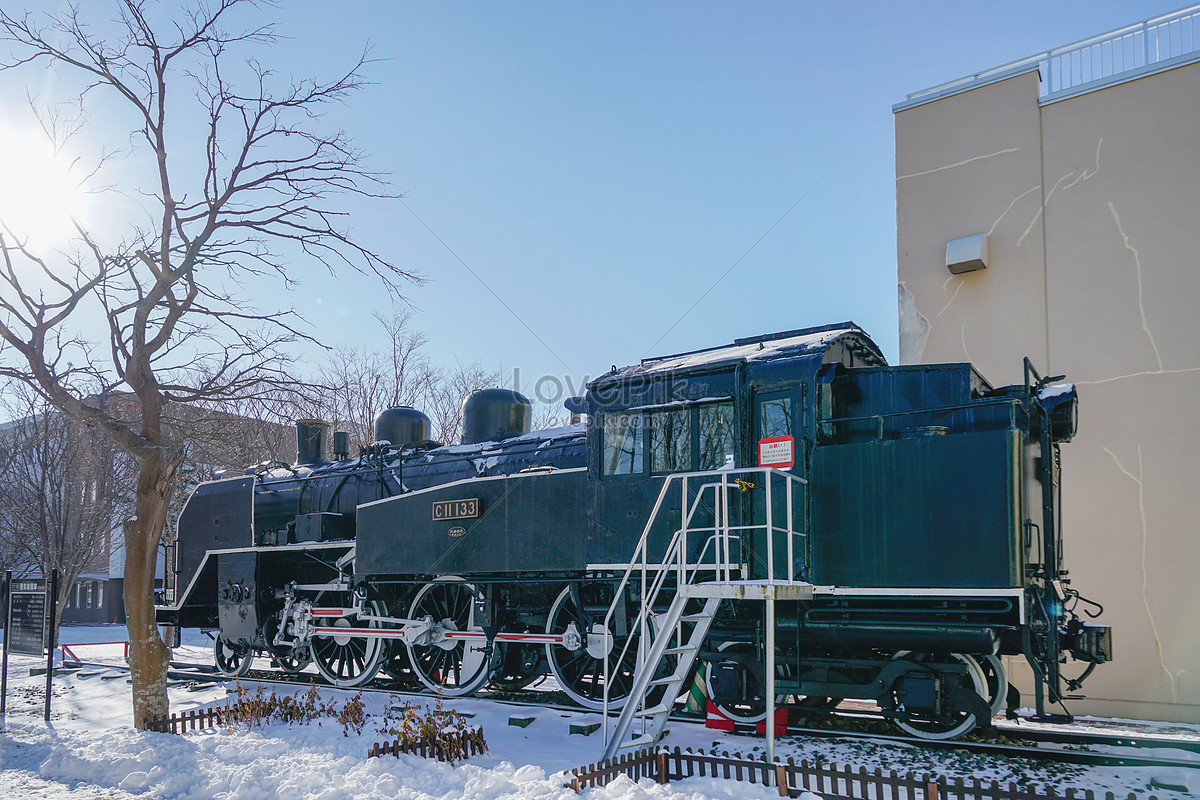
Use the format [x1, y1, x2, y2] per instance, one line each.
[0, 626, 1195, 799]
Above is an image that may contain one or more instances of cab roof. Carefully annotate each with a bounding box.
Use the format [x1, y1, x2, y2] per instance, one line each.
[590, 322, 886, 388]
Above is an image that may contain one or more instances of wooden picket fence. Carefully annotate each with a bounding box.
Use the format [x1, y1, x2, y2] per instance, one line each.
[568, 746, 1169, 800]
[143, 706, 225, 734]
[368, 726, 488, 763]
[570, 747, 662, 791]
[144, 705, 487, 767]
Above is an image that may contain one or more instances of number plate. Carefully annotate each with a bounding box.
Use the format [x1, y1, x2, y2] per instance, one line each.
[432, 498, 480, 521]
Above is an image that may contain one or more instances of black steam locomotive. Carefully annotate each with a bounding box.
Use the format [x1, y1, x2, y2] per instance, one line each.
[158, 322, 1110, 742]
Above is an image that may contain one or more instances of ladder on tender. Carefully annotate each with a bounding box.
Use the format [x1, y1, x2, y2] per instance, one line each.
[601, 467, 811, 761]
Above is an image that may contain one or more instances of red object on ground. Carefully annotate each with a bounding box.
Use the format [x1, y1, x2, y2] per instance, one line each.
[705, 700, 789, 734]
[59, 641, 130, 663]
[755, 708, 789, 735]
[704, 699, 737, 731]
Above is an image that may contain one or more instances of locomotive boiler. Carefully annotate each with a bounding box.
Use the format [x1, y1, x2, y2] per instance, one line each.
[158, 322, 1111, 743]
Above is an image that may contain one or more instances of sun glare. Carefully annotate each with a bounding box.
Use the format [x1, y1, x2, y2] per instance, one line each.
[0, 127, 91, 249]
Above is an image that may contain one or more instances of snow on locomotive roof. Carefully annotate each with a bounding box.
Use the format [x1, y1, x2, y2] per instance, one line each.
[625, 396, 734, 412]
[422, 422, 585, 454]
[599, 321, 875, 382]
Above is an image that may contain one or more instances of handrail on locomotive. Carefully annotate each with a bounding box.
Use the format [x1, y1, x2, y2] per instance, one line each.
[600, 465, 808, 741]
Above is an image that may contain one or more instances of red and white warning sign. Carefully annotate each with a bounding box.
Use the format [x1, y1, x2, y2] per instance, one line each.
[757, 435, 794, 468]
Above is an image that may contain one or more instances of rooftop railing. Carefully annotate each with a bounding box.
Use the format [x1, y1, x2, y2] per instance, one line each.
[899, 4, 1200, 109]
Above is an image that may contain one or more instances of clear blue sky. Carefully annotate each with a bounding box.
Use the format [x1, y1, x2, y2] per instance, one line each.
[269, 0, 1177, 406]
[5, 1, 1185, 411]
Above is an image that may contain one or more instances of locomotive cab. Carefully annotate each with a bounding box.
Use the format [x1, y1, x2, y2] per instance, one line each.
[584, 323, 886, 576]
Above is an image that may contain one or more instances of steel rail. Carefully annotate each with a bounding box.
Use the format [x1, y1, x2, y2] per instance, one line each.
[772, 721, 1200, 771]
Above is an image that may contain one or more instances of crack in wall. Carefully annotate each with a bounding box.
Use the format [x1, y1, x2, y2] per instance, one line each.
[1107, 201, 1164, 372]
[938, 185, 1042, 319]
[1017, 206, 1043, 249]
[1103, 445, 1177, 702]
[938, 279, 964, 317]
[1077, 367, 1200, 386]
[897, 147, 1019, 181]
[960, 326, 972, 364]
[1018, 138, 1103, 248]
[1016, 136, 1185, 389]
[987, 184, 1041, 238]
[1061, 137, 1103, 193]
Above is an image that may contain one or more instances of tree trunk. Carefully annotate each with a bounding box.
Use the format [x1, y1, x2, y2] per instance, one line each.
[123, 457, 172, 729]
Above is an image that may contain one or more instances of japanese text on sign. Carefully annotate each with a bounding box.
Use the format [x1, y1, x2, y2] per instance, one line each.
[8, 579, 47, 656]
[757, 436, 795, 469]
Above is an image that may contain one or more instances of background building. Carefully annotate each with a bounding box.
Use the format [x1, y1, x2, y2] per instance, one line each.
[895, 6, 1200, 722]
[0, 394, 292, 627]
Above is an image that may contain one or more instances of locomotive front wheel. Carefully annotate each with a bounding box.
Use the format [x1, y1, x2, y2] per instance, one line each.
[214, 634, 254, 678]
[263, 611, 312, 674]
[405, 578, 493, 697]
[890, 652, 989, 740]
[272, 647, 313, 675]
[311, 598, 388, 688]
[545, 583, 649, 711]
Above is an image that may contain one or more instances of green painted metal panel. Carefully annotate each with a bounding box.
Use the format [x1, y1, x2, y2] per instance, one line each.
[810, 429, 1022, 587]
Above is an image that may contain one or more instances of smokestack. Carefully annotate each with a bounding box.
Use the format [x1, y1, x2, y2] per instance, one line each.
[295, 419, 329, 466]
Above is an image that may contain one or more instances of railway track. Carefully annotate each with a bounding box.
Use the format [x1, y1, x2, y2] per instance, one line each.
[68, 658, 1200, 774]
[775, 720, 1200, 770]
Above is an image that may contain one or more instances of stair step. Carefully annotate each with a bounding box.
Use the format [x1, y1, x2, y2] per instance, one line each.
[618, 734, 656, 750]
[652, 664, 697, 684]
[635, 703, 671, 718]
[679, 611, 715, 622]
[662, 645, 698, 657]
[649, 675, 685, 687]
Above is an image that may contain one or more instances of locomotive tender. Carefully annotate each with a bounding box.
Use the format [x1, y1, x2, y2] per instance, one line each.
[159, 322, 1111, 741]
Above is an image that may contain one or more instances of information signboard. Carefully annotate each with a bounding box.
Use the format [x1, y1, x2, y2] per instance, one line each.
[757, 435, 795, 469]
[7, 578, 47, 656]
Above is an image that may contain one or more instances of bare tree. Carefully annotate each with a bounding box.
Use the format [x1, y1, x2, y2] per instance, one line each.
[295, 311, 439, 451]
[0, 1, 413, 726]
[426, 359, 501, 445]
[530, 402, 571, 432]
[0, 383, 137, 642]
[0, 513, 19, 574]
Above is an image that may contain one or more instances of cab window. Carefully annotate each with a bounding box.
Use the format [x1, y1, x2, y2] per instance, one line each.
[603, 401, 738, 476]
[698, 402, 736, 469]
[602, 413, 644, 475]
[759, 397, 793, 439]
[650, 408, 691, 473]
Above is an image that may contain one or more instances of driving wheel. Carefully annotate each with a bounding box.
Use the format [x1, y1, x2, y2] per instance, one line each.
[405, 577, 493, 696]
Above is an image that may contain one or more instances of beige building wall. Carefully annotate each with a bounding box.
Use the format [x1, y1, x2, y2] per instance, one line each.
[896, 62, 1200, 723]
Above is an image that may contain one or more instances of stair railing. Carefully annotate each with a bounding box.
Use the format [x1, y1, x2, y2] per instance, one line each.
[600, 466, 808, 746]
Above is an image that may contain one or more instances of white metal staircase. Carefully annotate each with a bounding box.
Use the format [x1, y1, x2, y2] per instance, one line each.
[603, 592, 722, 754]
[601, 467, 812, 761]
